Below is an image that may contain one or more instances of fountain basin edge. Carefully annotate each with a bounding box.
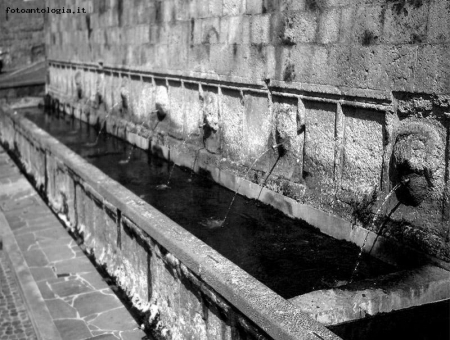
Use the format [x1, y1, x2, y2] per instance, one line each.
[0, 105, 340, 340]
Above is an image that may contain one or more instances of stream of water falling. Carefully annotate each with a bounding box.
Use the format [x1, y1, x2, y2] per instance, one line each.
[200, 143, 284, 229]
[350, 182, 403, 282]
[86, 103, 119, 147]
[118, 120, 147, 165]
[163, 130, 198, 188]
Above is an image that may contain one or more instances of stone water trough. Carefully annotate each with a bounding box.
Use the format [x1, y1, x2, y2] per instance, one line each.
[0, 94, 449, 339]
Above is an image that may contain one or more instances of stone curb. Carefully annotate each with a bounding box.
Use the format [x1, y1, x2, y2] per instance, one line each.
[0, 210, 62, 340]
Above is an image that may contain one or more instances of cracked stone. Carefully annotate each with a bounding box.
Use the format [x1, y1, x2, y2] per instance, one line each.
[41, 245, 76, 262]
[46, 299, 78, 320]
[49, 278, 94, 297]
[54, 319, 92, 340]
[74, 291, 122, 317]
[89, 307, 137, 332]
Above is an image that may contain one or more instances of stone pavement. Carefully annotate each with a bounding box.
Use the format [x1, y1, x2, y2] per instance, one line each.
[0, 146, 149, 340]
[0, 250, 38, 340]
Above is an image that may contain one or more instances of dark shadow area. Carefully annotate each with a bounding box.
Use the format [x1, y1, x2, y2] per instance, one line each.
[329, 299, 450, 340]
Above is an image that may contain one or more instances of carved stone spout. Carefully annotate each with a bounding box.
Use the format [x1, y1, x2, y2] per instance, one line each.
[391, 122, 443, 206]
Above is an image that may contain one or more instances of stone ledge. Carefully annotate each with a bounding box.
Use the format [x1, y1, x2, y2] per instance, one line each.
[48, 59, 393, 103]
[289, 265, 450, 326]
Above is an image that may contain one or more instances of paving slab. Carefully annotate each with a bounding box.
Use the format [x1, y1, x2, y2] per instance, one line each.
[0, 147, 149, 340]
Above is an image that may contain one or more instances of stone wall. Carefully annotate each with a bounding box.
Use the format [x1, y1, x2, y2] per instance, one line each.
[0, 0, 45, 70]
[44, 0, 449, 265]
[45, 0, 449, 94]
[0, 106, 341, 340]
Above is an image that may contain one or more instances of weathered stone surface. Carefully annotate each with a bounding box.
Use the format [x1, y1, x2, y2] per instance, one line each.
[53, 258, 95, 275]
[89, 307, 137, 332]
[49, 278, 94, 297]
[73, 291, 122, 317]
[0, 0, 45, 71]
[41, 244, 76, 263]
[23, 249, 48, 267]
[290, 265, 450, 326]
[46, 299, 78, 319]
[54, 319, 92, 340]
[221, 88, 245, 161]
[339, 107, 384, 202]
[303, 100, 336, 208]
[243, 92, 272, 170]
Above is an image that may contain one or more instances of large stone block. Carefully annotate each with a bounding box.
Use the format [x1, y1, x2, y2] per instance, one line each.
[102, 203, 119, 261]
[155, 250, 180, 331]
[178, 270, 206, 340]
[383, 0, 430, 44]
[209, 0, 223, 16]
[83, 190, 96, 248]
[303, 101, 336, 193]
[195, 0, 210, 18]
[223, 0, 246, 16]
[243, 92, 272, 171]
[174, 0, 190, 21]
[246, 0, 264, 14]
[168, 81, 185, 140]
[427, 0, 450, 43]
[250, 14, 271, 45]
[221, 89, 245, 162]
[384, 44, 416, 92]
[349, 4, 383, 45]
[92, 197, 105, 255]
[273, 10, 318, 45]
[346, 45, 386, 90]
[184, 82, 203, 142]
[129, 76, 145, 122]
[227, 16, 244, 44]
[287, 44, 313, 83]
[317, 8, 340, 44]
[75, 184, 87, 235]
[208, 44, 229, 76]
[141, 78, 155, 122]
[339, 107, 384, 202]
[414, 44, 450, 94]
[119, 218, 150, 307]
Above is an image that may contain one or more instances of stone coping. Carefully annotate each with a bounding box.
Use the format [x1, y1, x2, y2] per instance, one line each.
[1, 106, 342, 340]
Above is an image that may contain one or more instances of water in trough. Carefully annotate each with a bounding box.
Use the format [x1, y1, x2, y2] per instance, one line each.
[22, 107, 397, 299]
[18, 107, 450, 340]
